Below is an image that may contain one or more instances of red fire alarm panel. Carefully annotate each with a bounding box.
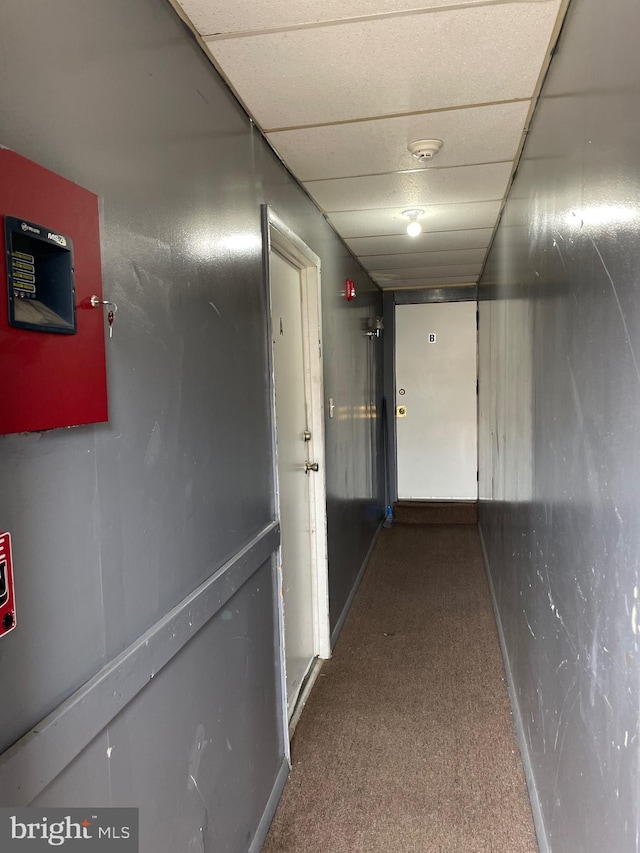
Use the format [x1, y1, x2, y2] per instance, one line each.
[0, 149, 108, 435]
[0, 533, 16, 639]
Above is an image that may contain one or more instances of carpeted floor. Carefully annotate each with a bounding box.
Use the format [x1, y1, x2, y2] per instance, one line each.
[262, 524, 538, 853]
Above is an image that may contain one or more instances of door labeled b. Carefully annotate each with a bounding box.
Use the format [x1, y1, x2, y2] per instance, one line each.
[395, 301, 477, 500]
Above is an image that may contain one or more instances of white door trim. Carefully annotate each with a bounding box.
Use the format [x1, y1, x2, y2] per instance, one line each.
[264, 208, 330, 742]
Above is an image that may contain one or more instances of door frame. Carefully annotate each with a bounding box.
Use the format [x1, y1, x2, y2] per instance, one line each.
[262, 207, 330, 744]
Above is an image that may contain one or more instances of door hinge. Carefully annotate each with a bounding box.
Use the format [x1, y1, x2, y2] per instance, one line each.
[476, 379, 479, 395]
[476, 309, 479, 331]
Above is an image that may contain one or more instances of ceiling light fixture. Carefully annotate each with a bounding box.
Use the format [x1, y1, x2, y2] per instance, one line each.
[403, 209, 424, 237]
[408, 139, 444, 162]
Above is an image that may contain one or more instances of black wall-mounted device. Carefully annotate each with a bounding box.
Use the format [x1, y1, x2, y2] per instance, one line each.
[5, 215, 76, 334]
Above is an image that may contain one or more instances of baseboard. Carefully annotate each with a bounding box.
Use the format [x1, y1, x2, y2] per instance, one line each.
[248, 756, 289, 853]
[478, 523, 550, 853]
[330, 521, 383, 650]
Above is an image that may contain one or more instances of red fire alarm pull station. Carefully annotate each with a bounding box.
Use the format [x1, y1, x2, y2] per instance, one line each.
[0, 149, 108, 435]
[0, 533, 16, 639]
[344, 279, 356, 301]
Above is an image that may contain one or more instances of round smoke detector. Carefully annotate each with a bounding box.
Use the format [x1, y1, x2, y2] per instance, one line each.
[408, 139, 444, 161]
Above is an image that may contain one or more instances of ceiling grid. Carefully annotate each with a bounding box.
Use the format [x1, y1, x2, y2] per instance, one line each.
[174, 0, 568, 289]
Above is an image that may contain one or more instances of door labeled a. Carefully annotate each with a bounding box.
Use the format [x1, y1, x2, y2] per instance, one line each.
[270, 249, 316, 720]
[395, 301, 477, 500]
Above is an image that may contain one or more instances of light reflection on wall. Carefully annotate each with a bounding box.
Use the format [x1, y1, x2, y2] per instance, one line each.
[191, 232, 262, 261]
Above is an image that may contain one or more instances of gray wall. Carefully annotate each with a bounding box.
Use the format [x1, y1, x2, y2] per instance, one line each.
[478, 0, 640, 849]
[0, 1, 383, 849]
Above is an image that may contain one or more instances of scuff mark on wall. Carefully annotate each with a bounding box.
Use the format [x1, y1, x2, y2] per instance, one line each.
[188, 724, 207, 790]
[589, 240, 640, 385]
[144, 422, 162, 467]
[523, 610, 537, 639]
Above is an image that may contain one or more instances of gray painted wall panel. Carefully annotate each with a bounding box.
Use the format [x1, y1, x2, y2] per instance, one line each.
[32, 734, 113, 809]
[478, 0, 640, 849]
[0, 0, 382, 846]
[0, 525, 279, 808]
[29, 563, 280, 851]
[0, 432, 107, 750]
[105, 563, 280, 853]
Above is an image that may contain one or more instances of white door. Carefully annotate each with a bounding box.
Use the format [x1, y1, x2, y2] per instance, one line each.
[270, 249, 316, 720]
[396, 301, 477, 500]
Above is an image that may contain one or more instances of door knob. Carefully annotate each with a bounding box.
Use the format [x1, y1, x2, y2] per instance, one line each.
[305, 461, 319, 473]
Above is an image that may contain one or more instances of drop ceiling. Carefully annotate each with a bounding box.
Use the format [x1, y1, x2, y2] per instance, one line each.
[172, 0, 567, 290]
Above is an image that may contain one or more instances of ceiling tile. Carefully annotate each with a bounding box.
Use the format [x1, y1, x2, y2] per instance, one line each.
[183, 0, 467, 35]
[267, 102, 530, 180]
[359, 248, 486, 269]
[371, 264, 482, 282]
[346, 228, 493, 255]
[206, 4, 561, 127]
[329, 201, 501, 237]
[308, 162, 510, 212]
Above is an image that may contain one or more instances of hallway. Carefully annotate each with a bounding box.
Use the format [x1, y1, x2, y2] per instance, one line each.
[264, 523, 536, 852]
[1, 1, 639, 849]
